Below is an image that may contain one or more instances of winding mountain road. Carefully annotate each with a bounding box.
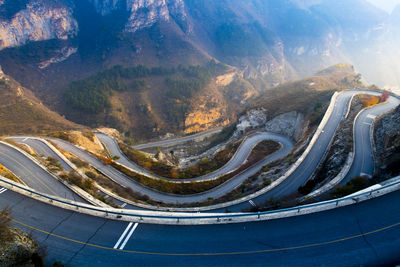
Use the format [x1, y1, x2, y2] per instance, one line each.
[46, 135, 292, 204]
[95, 131, 294, 182]
[223, 90, 397, 212]
[1, 90, 400, 266]
[132, 127, 223, 150]
[8, 90, 398, 211]
[341, 95, 400, 184]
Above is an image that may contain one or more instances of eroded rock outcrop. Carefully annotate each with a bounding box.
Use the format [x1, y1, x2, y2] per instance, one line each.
[264, 111, 305, 141]
[236, 109, 305, 141]
[0, 0, 77, 50]
[88, 0, 189, 33]
[375, 105, 400, 177]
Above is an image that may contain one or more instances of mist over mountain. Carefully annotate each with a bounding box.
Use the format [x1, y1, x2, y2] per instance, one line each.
[0, 0, 399, 137]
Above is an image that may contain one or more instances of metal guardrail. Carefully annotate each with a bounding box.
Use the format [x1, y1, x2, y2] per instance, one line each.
[1, 175, 400, 222]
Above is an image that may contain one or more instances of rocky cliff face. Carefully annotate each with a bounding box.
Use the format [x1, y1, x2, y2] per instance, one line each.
[0, 0, 77, 50]
[89, 0, 120, 15]
[88, 0, 188, 33]
[375, 106, 400, 178]
[0, 0, 398, 140]
[0, 0, 395, 86]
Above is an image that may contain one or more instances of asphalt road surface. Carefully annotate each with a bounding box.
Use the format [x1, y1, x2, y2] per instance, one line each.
[0, 142, 84, 203]
[10, 137, 73, 171]
[1, 186, 400, 266]
[132, 127, 223, 150]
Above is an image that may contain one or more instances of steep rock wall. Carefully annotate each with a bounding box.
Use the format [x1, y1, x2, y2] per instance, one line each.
[0, 0, 77, 50]
[88, 0, 188, 32]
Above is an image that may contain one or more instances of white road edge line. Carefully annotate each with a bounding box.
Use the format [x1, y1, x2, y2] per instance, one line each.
[113, 222, 133, 249]
[0, 188, 7, 194]
[119, 223, 139, 250]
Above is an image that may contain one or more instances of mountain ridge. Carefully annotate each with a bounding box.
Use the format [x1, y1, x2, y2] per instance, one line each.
[0, 0, 398, 138]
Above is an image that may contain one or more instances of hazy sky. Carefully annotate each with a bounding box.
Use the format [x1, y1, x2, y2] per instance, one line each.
[366, 0, 400, 13]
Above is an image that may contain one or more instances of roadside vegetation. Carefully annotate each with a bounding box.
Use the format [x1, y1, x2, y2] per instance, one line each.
[0, 163, 21, 184]
[112, 140, 280, 195]
[49, 129, 96, 143]
[42, 156, 63, 173]
[112, 163, 233, 195]
[118, 141, 241, 179]
[2, 138, 36, 157]
[246, 176, 373, 213]
[359, 92, 389, 107]
[53, 148, 154, 206]
[84, 171, 155, 204]
[119, 139, 279, 180]
[0, 206, 45, 266]
[330, 176, 372, 198]
[55, 154, 118, 207]
[0, 207, 12, 244]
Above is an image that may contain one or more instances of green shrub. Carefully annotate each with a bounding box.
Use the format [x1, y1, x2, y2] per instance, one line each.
[331, 176, 371, 198]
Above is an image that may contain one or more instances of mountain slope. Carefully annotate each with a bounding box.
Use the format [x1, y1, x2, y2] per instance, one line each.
[0, 68, 82, 135]
[0, 0, 395, 89]
[249, 64, 362, 123]
[0, 0, 398, 139]
[59, 61, 255, 140]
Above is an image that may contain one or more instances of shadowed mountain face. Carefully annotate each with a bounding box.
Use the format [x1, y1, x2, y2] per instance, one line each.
[0, 0, 398, 138]
[0, 0, 396, 83]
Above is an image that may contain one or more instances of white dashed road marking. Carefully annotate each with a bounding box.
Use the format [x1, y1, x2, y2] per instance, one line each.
[121, 203, 127, 208]
[367, 114, 376, 119]
[0, 187, 7, 194]
[249, 200, 256, 207]
[114, 222, 139, 250]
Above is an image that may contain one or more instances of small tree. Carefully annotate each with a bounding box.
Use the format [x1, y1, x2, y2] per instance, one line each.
[0, 206, 12, 243]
